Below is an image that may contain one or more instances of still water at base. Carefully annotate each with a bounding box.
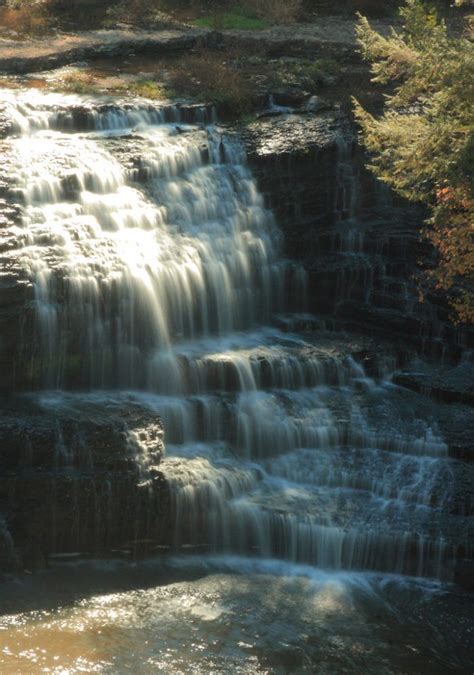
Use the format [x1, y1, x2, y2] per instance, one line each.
[0, 557, 472, 674]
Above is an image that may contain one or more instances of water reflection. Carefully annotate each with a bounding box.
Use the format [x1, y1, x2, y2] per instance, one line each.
[0, 558, 472, 674]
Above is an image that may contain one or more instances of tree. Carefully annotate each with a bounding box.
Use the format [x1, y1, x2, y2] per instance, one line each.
[353, 0, 474, 323]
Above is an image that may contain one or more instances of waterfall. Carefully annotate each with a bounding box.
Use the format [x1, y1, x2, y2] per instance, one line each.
[3, 89, 462, 580]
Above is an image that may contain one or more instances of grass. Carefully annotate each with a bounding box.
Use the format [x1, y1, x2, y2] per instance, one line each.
[194, 10, 268, 30]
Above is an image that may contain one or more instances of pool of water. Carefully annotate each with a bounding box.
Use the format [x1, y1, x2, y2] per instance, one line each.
[1, 557, 472, 674]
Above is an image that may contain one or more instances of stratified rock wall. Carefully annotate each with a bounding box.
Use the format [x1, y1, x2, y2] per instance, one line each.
[243, 111, 474, 361]
[0, 397, 169, 571]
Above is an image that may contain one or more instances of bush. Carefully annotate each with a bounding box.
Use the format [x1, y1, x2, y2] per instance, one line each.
[59, 71, 100, 94]
[354, 0, 474, 322]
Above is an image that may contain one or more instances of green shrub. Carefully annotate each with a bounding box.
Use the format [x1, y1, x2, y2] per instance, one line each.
[354, 0, 474, 322]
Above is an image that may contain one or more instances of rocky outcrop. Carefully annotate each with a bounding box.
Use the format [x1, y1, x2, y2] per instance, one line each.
[393, 361, 474, 407]
[0, 396, 169, 572]
[242, 111, 350, 261]
[242, 110, 474, 363]
[0, 29, 209, 74]
[0, 18, 397, 75]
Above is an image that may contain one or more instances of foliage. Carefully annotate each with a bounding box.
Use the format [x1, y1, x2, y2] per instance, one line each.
[127, 79, 166, 99]
[353, 0, 474, 323]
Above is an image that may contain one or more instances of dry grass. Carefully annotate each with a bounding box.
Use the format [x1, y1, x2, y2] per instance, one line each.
[0, 5, 53, 36]
[168, 49, 252, 117]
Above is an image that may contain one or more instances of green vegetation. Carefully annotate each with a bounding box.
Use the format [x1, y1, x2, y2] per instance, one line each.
[126, 79, 166, 99]
[194, 10, 268, 31]
[353, 0, 474, 323]
[193, 0, 303, 28]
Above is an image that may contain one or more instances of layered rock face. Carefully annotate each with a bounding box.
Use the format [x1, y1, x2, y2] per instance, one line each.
[244, 111, 474, 362]
[0, 395, 167, 571]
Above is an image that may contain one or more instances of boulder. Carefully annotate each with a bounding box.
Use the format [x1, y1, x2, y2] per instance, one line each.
[0, 395, 169, 572]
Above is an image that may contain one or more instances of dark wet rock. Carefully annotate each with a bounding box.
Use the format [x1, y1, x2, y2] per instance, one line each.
[0, 396, 169, 571]
[383, 378, 474, 462]
[256, 109, 292, 120]
[454, 559, 474, 591]
[392, 361, 474, 406]
[242, 112, 349, 282]
[304, 95, 333, 113]
[271, 87, 311, 107]
[241, 111, 474, 362]
[241, 111, 348, 159]
[0, 264, 34, 393]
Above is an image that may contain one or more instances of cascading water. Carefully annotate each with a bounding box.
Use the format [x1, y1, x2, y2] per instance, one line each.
[1, 87, 473, 674]
[1, 89, 464, 582]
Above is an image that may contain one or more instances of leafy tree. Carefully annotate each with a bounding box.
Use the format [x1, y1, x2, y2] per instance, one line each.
[353, 0, 474, 323]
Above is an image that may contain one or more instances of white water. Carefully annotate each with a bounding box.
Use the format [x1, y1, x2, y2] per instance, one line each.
[3, 89, 462, 581]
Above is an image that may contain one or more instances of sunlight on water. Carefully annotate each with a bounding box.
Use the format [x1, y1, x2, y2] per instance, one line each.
[0, 558, 470, 674]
